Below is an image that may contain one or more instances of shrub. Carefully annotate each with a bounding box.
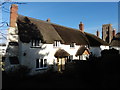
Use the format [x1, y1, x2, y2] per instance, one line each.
[101, 48, 119, 57]
[6, 65, 30, 79]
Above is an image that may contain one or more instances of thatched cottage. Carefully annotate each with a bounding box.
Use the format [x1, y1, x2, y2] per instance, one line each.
[4, 4, 109, 74]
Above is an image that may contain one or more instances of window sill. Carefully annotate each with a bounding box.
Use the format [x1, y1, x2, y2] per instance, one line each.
[31, 46, 41, 48]
[53, 46, 60, 48]
[70, 47, 75, 49]
[35, 67, 48, 71]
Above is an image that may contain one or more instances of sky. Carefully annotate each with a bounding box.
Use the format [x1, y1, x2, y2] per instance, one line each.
[0, 2, 119, 43]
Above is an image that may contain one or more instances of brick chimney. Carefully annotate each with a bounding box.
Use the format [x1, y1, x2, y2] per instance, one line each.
[112, 29, 116, 38]
[96, 30, 100, 37]
[79, 22, 84, 33]
[46, 18, 50, 22]
[10, 4, 18, 27]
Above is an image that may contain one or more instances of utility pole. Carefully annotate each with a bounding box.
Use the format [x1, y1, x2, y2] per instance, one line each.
[0, 2, 2, 90]
[0, 1, 3, 66]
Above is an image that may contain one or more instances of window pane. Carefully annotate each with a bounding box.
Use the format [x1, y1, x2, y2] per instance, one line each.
[36, 59, 39, 68]
[55, 41, 57, 46]
[31, 40, 35, 46]
[57, 41, 59, 47]
[39, 40, 41, 46]
[35, 40, 37, 46]
[44, 59, 47, 67]
[70, 43, 75, 47]
[70, 55, 73, 60]
[40, 59, 43, 67]
[31, 40, 41, 47]
[36, 40, 39, 46]
[31, 40, 33, 46]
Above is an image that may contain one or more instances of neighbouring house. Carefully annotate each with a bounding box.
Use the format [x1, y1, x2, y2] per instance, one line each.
[110, 32, 120, 54]
[4, 4, 109, 75]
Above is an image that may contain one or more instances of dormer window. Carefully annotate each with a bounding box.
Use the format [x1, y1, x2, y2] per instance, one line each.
[70, 43, 75, 48]
[31, 39, 41, 47]
[53, 40, 61, 47]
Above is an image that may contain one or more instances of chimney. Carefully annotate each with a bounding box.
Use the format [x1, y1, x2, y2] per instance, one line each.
[10, 4, 18, 27]
[96, 30, 100, 37]
[46, 18, 50, 22]
[112, 29, 116, 38]
[79, 22, 84, 33]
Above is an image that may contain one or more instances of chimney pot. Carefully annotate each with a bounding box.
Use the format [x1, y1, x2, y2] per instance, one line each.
[96, 30, 100, 37]
[46, 18, 50, 22]
[112, 29, 116, 38]
[79, 22, 84, 33]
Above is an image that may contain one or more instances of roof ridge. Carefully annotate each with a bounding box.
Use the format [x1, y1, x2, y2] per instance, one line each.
[18, 14, 82, 32]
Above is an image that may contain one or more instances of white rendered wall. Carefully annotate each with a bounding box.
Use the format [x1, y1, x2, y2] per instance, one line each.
[18, 42, 85, 74]
[19, 42, 82, 65]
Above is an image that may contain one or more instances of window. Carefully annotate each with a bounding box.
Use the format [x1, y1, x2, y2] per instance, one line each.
[9, 42, 18, 46]
[36, 59, 47, 69]
[36, 59, 39, 68]
[44, 59, 47, 67]
[53, 40, 61, 47]
[70, 43, 75, 48]
[31, 39, 41, 47]
[67, 55, 73, 62]
[40, 59, 43, 67]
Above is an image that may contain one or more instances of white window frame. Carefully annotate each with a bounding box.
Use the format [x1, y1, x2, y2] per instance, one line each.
[53, 40, 61, 47]
[70, 43, 75, 48]
[36, 59, 48, 69]
[31, 39, 41, 48]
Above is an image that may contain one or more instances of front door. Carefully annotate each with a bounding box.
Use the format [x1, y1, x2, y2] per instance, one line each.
[57, 58, 66, 72]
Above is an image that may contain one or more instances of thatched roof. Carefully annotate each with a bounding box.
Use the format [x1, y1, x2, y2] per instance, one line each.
[76, 46, 90, 56]
[84, 32, 109, 46]
[51, 24, 89, 45]
[54, 49, 70, 58]
[110, 33, 120, 47]
[17, 15, 108, 46]
[17, 15, 64, 43]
